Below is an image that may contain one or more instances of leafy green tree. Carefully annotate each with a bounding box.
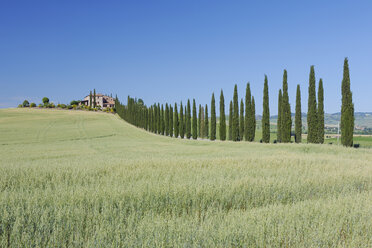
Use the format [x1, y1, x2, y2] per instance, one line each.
[228, 100, 233, 140]
[277, 89, 282, 142]
[211, 93, 216, 141]
[43, 97, 50, 106]
[240, 99, 244, 140]
[307, 66, 317, 143]
[295, 84, 302, 143]
[204, 104, 209, 138]
[180, 102, 184, 138]
[192, 99, 197, 139]
[219, 90, 226, 141]
[22, 100, 30, 107]
[317, 79, 324, 144]
[232, 84, 239, 141]
[165, 103, 169, 136]
[186, 99, 191, 139]
[174, 103, 179, 138]
[262, 75, 270, 143]
[244, 83, 252, 141]
[169, 105, 173, 137]
[341, 58, 354, 147]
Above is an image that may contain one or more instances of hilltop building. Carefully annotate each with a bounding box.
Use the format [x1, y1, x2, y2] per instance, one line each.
[80, 93, 115, 108]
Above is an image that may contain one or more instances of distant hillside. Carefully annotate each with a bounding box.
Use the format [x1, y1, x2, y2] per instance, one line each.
[262, 112, 372, 129]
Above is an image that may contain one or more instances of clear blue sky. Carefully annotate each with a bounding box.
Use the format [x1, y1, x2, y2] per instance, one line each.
[1, 0, 371, 114]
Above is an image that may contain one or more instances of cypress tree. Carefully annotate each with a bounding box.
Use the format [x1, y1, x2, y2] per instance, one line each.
[232, 84, 239, 141]
[341, 58, 354, 147]
[180, 102, 184, 138]
[219, 90, 226, 141]
[157, 103, 161, 134]
[251, 96, 256, 141]
[200, 106, 205, 138]
[262, 75, 270, 143]
[184, 106, 187, 137]
[186, 99, 191, 139]
[281, 70, 292, 143]
[244, 83, 252, 141]
[169, 106, 173, 137]
[89, 91, 92, 108]
[228, 100, 233, 140]
[174, 103, 179, 138]
[161, 104, 165, 135]
[93, 89, 96, 108]
[240, 99, 244, 140]
[204, 104, 209, 138]
[295, 84, 302, 143]
[192, 99, 197, 139]
[165, 103, 169, 136]
[277, 89, 282, 142]
[317, 79, 324, 144]
[198, 104, 202, 137]
[211, 93, 216, 141]
[307, 66, 317, 143]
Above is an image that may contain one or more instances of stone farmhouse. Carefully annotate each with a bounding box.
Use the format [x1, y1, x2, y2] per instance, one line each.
[80, 94, 115, 108]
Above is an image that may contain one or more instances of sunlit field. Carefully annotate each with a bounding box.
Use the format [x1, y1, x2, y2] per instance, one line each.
[0, 108, 371, 247]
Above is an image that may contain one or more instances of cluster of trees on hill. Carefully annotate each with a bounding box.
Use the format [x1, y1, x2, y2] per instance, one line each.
[115, 58, 354, 147]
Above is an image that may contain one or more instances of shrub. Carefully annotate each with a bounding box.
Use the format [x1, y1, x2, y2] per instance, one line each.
[42, 97, 49, 106]
[18, 104, 23, 108]
[38, 104, 43, 108]
[60, 104, 67, 109]
[72, 104, 77, 110]
[30, 103, 36, 107]
[57, 104, 61, 108]
[22, 100, 30, 107]
[67, 105, 73, 109]
[70, 100, 80, 105]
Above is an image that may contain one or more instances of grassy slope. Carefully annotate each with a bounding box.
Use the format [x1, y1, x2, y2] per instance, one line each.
[0, 108, 371, 247]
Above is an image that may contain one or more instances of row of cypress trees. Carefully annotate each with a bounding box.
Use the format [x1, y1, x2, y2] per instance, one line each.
[115, 58, 353, 146]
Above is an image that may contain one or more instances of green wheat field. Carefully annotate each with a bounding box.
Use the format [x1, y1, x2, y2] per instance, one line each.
[0, 108, 371, 247]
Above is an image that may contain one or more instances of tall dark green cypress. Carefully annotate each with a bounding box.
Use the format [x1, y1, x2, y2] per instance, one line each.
[232, 84, 239, 141]
[198, 104, 202, 137]
[174, 103, 179, 138]
[165, 103, 169, 136]
[204, 104, 209, 138]
[219, 90, 226, 141]
[262, 75, 270, 143]
[211, 93, 216, 141]
[239, 99, 244, 141]
[186, 99, 191, 139]
[180, 102, 184, 138]
[281, 70, 292, 143]
[157, 103, 161, 134]
[184, 106, 187, 137]
[192, 99, 197, 139]
[251, 96, 256, 141]
[277, 89, 282, 142]
[89, 91, 92, 108]
[228, 100, 233, 141]
[93, 89, 96, 108]
[317, 79, 324, 144]
[169, 106, 173, 137]
[307, 66, 317, 143]
[341, 58, 354, 147]
[244, 83, 252, 141]
[295, 84, 302, 143]
[161, 104, 165, 135]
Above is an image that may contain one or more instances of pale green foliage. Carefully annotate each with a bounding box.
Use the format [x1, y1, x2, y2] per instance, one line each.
[0, 109, 371, 247]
